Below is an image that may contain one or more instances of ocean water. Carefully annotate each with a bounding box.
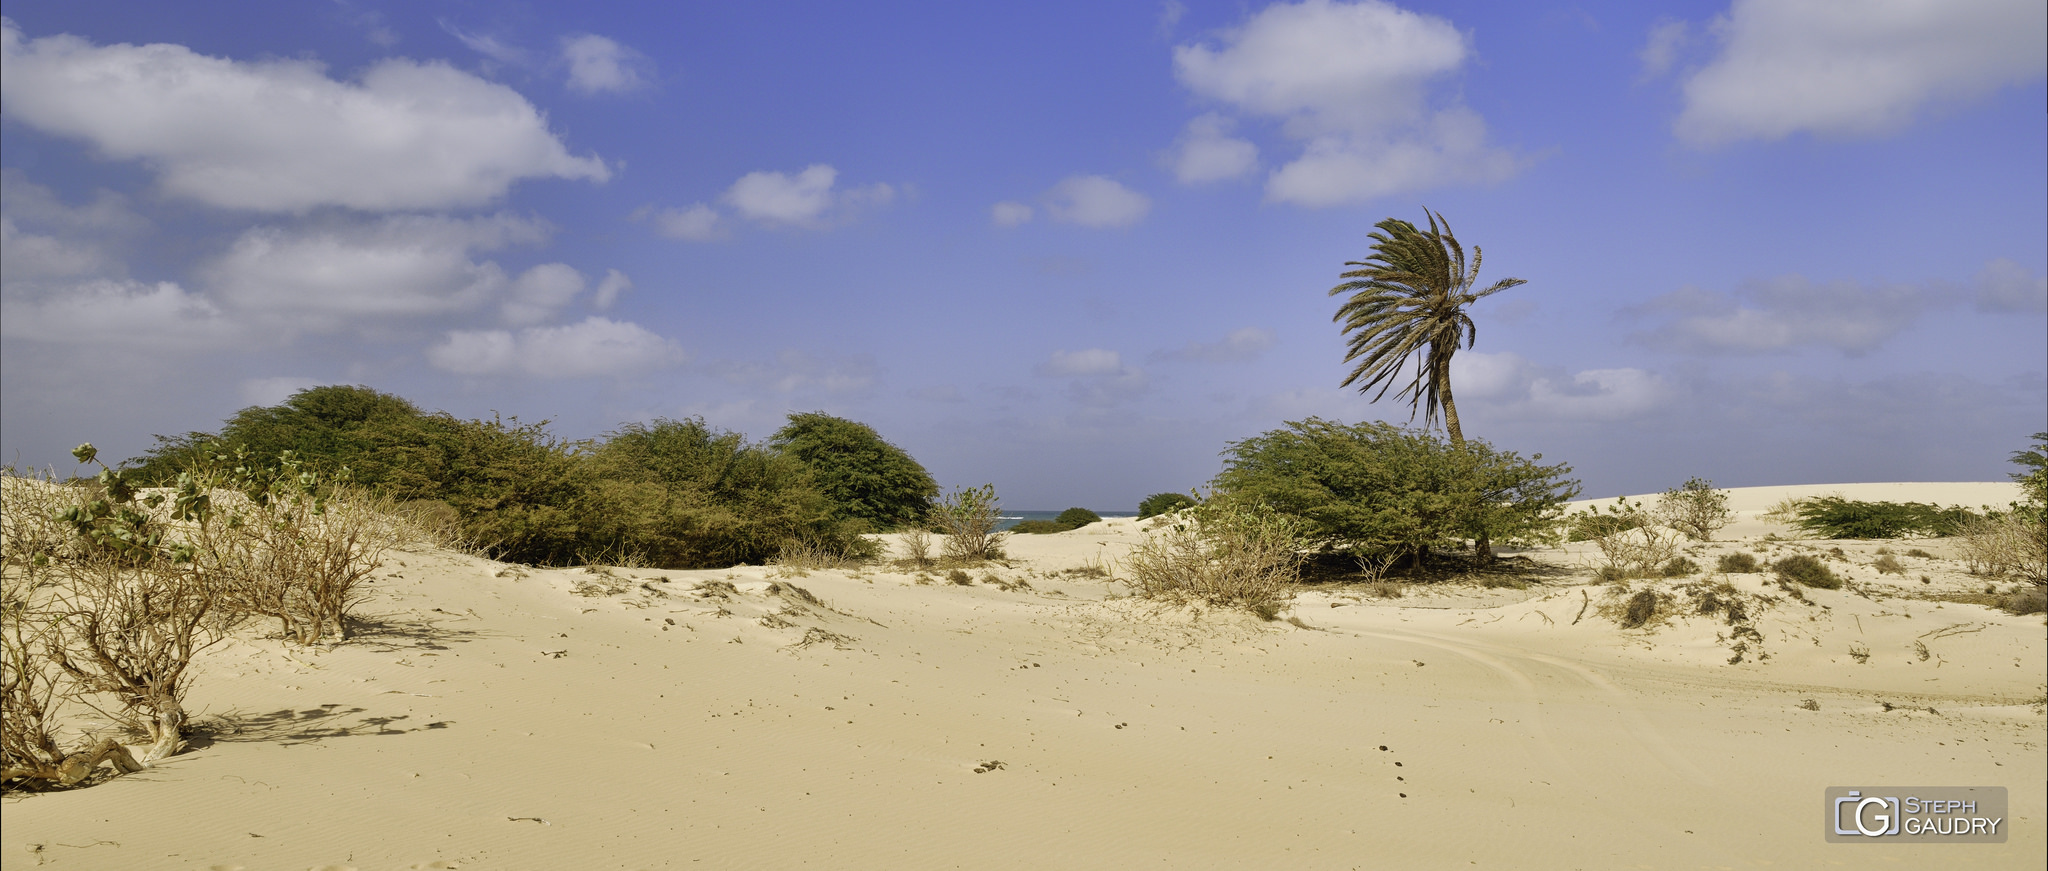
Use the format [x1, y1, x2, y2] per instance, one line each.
[996, 509, 1136, 531]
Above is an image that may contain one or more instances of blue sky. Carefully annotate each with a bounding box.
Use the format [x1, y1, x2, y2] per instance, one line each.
[3, 0, 2043, 509]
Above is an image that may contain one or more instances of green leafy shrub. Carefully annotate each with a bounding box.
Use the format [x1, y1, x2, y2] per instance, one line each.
[1568, 511, 1643, 542]
[934, 485, 1005, 563]
[1774, 554, 1840, 589]
[1054, 507, 1102, 529]
[1138, 492, 1197, 519]
[1716, 552, 1760, 573]
[1660, 557, 1700, 577]
[1790, 496, 1980, 539]
[769, 412, 937, 532]
[1213, 419, 1577, 570]
[1009, 520, 1067, 534]
[1654, 477, 1732, 541]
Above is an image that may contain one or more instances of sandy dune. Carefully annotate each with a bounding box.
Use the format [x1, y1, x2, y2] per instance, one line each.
[4, 483, 2041, 869]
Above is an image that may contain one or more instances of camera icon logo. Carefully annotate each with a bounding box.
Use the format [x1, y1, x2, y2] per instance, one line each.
[1833, 790, 1901, 837]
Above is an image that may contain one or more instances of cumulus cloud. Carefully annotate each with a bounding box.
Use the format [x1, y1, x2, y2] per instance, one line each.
[201, 213, 556, 331]
[1171, 0, 1523, 206]
[644, 203, 726, 241]
[1042, 176, 1150, 228]
[1448, 351, 1670, 421]
[441, 21, 530, 66]
[1971, 258, 2048, 314]
[428, 316, 685, 378]
[990, 201, 1035, 227]
[1037, 349, 1150, 406]
[591, 269, 632, 310]
[0, 170, 148, 286]
[1168, 113, 1258, 183]
[1628, 274, 1940, 355]
[1637, 18, 1689, 80]
[500, 262, 586, 326]
[0, 278, 239, 350]
[1155, 327, 1276, 363]
[0, 19, 610, 212]
[1673, 0, 2047, 146]
[561, 33, 652, 94]
[721, 165, 894, 228]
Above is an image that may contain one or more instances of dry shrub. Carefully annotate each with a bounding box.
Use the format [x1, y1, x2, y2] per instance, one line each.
[1716, 552, 1761, 573]
[933, 485, 1005, 564]
[1, 471, 81, 568]
[1119, 504, 1303, 613]
[1590, 523, 1684, 579]
[1773, 554, 1840, 589]
[1368, 580, 1403, 599]
[896, 525, 934, 569]
[1619, 590, 1659, 629]
[1953, 512, 2046, 582]
[1872, 554, 1905, 575]
[219, 488, 398, 644]
[772, 537, 864, 577]
[1653, 478, 1732, 541]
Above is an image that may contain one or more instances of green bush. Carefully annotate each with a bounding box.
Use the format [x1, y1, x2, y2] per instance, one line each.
[1716, 552, 1760, 573]
[1567, 510, 1643, 542]
[1054, 507, 1102, 529]
[769, 412, 937, 532]
[1774, 554, 1840, 589]
[1213, 419, 1577, 569]
[934, 484, 1005, 563]
[1660, 557, 1700, 577]
[1009, 520, 1067, 534]
[1654, 477, 1732, 541]
[1790, 496, 1980, 539]
[1138, 492, 1197, 519]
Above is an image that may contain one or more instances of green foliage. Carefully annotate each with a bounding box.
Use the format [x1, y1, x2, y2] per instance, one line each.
[769, 412, 937, 532]
[1329, 209, 1527, 442]
[587, 418, 865, 569]
[1008, 520, 1068, 535]
[1790, 497, 1980, 539]
[1659, 557, 1700, 577]
[1654, 477, 1731, 541]
[933, 484, 1005, 563]
[1054, 507, 1101, 529]
[1773, 554, 1840, 589]
[2013, 432, 2048, 509]
[1121, 499, 1304, 612]
[1138, 492, 1197, 519]
[115, 386, 868, 570]
[1716, 552, 1760, 573]
[1567, 500, 1646, 542]
[1212, 418, 1578, 568]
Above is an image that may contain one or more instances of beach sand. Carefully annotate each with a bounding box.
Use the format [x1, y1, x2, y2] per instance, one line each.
[4, 482, 2041, 869]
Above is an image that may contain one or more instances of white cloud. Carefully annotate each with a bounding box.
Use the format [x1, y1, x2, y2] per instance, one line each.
[1042, 176, 1150, 228]
[1158, 1, 1188, 36]
[1038, 348, 1127, 377]
[428, 316, 685, 378]
[723, 164, 893, 228]
[201, 213, 552, 330]
[501, 262, 586, 327]
[1673, 0, 2047, 146]
[1170, 0, 1523, 206]
[1, 216, 108, 282]
[1168, 113, 1258, 183]
[1156, 327, 1276, 362]
[1637, 18, 1689, 79]
[0, 278, 238, 350]
[1628, 274, 1938, 355]
[990, 201, 1035, 227]
[0, 20, 610, 213]
[440, 21, 530, 66]
[649, 203, 726, 241]
[591, 269, 632, 310]
[1972, 258, 2048, 314]
[1448, 351, 1671, 421]
[561, 33, 652, 94]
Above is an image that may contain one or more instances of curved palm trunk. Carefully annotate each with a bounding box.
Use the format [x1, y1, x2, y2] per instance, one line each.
[1439, 367, 1495, 566]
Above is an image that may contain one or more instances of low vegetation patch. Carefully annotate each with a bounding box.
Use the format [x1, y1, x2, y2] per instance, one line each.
[1012, 507, 1104, 535]
[1119, 502, 1304, 615]
[1138, 492, 1197, 519]
[1716, 552, 1760, 573]
[1773, 554, 1840, 589]
[1788, 496, 1980, 539]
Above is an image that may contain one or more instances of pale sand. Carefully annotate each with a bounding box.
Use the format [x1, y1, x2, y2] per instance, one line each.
[4, 483, 2040, 869]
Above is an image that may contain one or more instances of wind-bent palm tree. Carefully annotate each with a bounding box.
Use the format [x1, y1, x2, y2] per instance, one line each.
[1329, 208, 1524, 447]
